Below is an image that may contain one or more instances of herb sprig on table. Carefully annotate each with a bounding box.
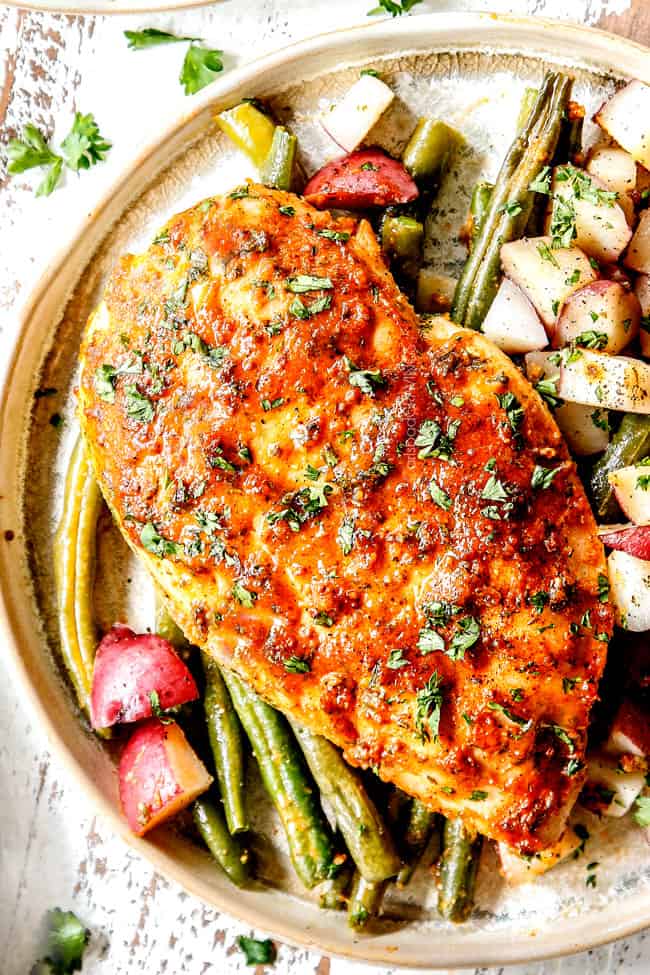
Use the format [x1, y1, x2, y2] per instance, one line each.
[368, 0, 423, 16]
[124, 29, 225, 96]
[7, 113, 111, 197]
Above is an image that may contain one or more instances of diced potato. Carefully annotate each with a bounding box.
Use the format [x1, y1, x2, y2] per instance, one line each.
[606, 697, 650, 757]
[624, 209, 650, 275]
[595, 81, 650, 171]
[608, 465, 650, 524]
[553, 279, 640, 354]
[555, 401, 610, 457]
[501, 236, 597, 327]
[550, 166, 631, 264]
[633, 274, 650, 357]
[586, 146, 637, 224]
[481, 277, 548, 354]
[608, 549, 650, 631]
[586, 753, 646, 816]
[498, 824, 585, 884]
[526, 348, 650, 413]
[321, 74, 394, 154]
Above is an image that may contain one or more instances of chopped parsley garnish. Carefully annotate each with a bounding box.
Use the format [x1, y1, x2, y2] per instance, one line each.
[496, 391, 524, 434]
[267, 483, 333, 531]
[286, 274, 333, 293]
[481, 474, 509, 502]
[346, 360, 386, 396]
[289, 294, 332, 319]
[537, 241, 559, 267]
[535, 376, 563, 409]
[417, 626, 445, 655]
[414, 671, 444, 742]
[423, 601, 460, 625]
[550, 194, 577, 248]
[563, 676, 579, 693]
[591, 409, 609, 432]
[487, 700, 531, 728]
[232, 581, 256, 607]
[317, 228, 351, 242]
[573, 330, 608, 350]
[180, 45, 224, 96]
[566, 757, 583, 776]
[470, 789, 488, 801]
[261, 397, 285, 411]
[531, 464, 559, 490]
[429, 479, 452, 510]
[387, 648, 409, 669]
[448, 616, 480, 660]
[529, 166, 552, 194]
[94, 364, 117, 402]
[549, 724, 575, 753]
[284, 655, 311, 673]
[140, 522, 180, 558]
[314, 611, 334, 627]
[279, 205, 295, 216]
[529, 590, 550, 613]
[498, 200, 523, 216]
[337, 514, 356, 555]
[415, 418, 460, 461]
[124, 384, 153, 422]
[510, 688, 524, 702]
[237, 936, 276, 966]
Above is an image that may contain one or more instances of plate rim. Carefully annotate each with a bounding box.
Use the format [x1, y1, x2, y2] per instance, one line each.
[2, 11, 650, 969]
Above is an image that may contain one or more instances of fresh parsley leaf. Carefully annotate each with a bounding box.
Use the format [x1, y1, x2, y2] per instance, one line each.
[7, 124, 63, 195]
[531, 464, 559, 490]
[61, 112, 111, 171]
[448, 616, 480, 660]
[317, 228, 350, 242]
[529, 590, 549, 613]
[337, 514, 356, 555]
[140, 522, 180, 558]
[232, 581, 256, 608]
[180, 45, 224, 96]
[387, 648, 409, 669]
[368, 0, 423, 15]
[487, 700, 531, 727]
[125, 28, 200, 49]
[481, 474, 509, 502]
[535, 376, 563, 409]
[565, 757, 583, 776]
[279, 205, 295, 216]
[94, 364, 117, 402]
[285, 274, 333, 293]
[529, 166, 552, 194]
[36, 908, 90, 975]
[284, 655, 311, 673]
[537, 241, 559, 267]
[125, 385, 154, 423]
[429, 479, 452, 510]
[347, 365, 385, 396]
[498, 200, 523, 216]
[470, 789, 488, 801]
[237, 936, 276, 966]
[423, 601, 460, 625]
[496, 391, 524, 434]
[417, 625, 445, 655]
[549, 724, 575, 753]
[415, 418, 460, 460]
[573, 330, 608, 350]
[550, 194, 576, 248]
[637, 472, 650, 490]
[289, 294, 332, 319]
[415, 671, 444, 741]
[314, 611, 334, 627]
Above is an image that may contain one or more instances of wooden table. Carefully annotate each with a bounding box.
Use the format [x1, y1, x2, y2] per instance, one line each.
[1, 1, 649, 972]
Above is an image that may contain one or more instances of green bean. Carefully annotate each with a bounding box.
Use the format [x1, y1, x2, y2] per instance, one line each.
[556, 102, 585, 166]
[221, 670, 336, 888]
[290, 722, 400, 883]
[462, 73, 571, 330]
[469, 181, 493, 248]
[318, 859, 353, 911]
[202, 652, 249, 835]
[193, 795, 252, 888]
[381, 214, 424, 280]
[154, 593, 190, 650]
[402, 118, 461, 190]
[396, 803, 441, 887]
[516, 87, 539, 130]
[348, 872, 386, 930]
[438, 818, 483, 923]
[451, 75, 553, 325]
[54, 437, 104, 725]
[261, 126, 297, 191]
[591, 414, 650, 520]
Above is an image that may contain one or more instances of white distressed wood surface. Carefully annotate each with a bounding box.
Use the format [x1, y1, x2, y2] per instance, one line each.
[1, 1, 649, 972]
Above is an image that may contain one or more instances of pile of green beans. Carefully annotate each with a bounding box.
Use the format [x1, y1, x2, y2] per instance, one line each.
[591, 414, 650, 520]
[451, 71, 572, 330]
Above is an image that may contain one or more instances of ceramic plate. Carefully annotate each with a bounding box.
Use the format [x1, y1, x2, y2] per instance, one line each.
[2, 13, 650, 969]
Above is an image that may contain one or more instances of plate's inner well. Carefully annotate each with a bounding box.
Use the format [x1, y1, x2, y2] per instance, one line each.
[22, 47, 650, 939]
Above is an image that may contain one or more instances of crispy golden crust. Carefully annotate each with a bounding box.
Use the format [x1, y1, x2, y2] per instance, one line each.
[78, 184, 613, 853]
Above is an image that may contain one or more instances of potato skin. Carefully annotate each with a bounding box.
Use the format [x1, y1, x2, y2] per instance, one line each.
[80, 183, 613, 853]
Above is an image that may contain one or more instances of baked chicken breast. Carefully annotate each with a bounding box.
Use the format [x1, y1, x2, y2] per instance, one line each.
[78, 183, 613, 853]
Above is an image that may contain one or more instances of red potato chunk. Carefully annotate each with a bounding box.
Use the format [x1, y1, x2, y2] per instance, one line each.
[606, 697, 650, 757]
[90, 625, 198, 729]
[600, 524, 650, 561]
[303, 149, 418, 210]
[119, 718, 212, 836]
[553, 279, 640, 353]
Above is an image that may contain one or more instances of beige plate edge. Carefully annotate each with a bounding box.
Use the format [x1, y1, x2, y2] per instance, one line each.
[2, 12, 650, 969]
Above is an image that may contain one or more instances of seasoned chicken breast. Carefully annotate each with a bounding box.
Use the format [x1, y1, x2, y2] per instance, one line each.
[78, 183, 613, 853]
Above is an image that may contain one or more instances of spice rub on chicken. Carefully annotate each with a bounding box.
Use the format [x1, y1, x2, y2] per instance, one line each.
[78, 183, 613, 854]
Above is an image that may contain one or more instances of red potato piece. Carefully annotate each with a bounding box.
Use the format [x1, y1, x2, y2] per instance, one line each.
[600, 523, 650, 560]
[554, 402, 610, 457]
[608, 465, 650, 524]
[595, 81, 650, 171]
[119, 718, 212, 836]
[303, 149, 418, 210]
[586, 146, 637, 224]
[625, 209, 650, 275]
[548, 167, 631, 264]
[90, 625, 199, 729]
[500, 236, 597, 328]
[553, 279, 640, 353]
[608, 549, 650, 631]
[606, 697, 650, 757]
[481, 277, 548, 354]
